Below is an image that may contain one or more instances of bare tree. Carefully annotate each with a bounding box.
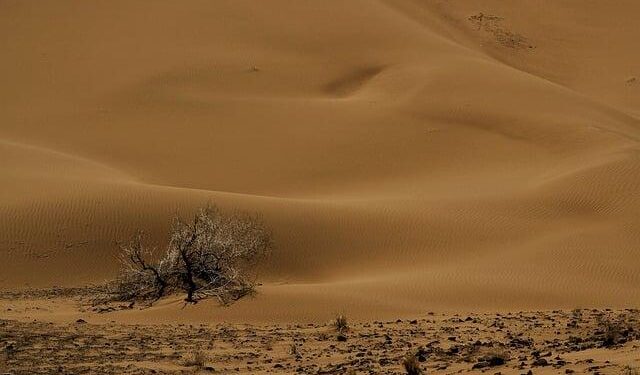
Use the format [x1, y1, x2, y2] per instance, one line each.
[166, 206, 272, 303]
[111, 231, 170, 302]
[111, 205, 272, 305]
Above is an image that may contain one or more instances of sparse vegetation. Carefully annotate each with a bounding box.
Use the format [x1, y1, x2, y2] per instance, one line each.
[1, 309, 639, 374]
[481, 348, 509, 366]
[402, 351, 423, 375]
[333, 313, 349, 341]
[333, 314, 349, 334]
[289, 343, 299, 357]
[593, 313, 640, 348]
[599, 317, 626, 347]
[571, 308, 582, 319]
[182, 350, 208, 369]
[109, 205, 272, 305]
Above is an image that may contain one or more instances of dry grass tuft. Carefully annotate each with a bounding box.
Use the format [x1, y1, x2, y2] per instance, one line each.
[333, 314, 349, 334]
[402, 351, 422, 375]
[289, 343, 300, 357]
[598, 317, 627, 347]
[182, 350, 208, 369]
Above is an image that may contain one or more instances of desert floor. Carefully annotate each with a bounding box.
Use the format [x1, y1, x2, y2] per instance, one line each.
[1, 293, 640, 374]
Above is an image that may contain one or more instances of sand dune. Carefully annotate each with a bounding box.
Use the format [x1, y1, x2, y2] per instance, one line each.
[1, 0, 639, 321]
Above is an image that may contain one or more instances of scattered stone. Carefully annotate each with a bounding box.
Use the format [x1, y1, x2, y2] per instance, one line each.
[532, 358, 548, 366]
[0, 308, 636, 374]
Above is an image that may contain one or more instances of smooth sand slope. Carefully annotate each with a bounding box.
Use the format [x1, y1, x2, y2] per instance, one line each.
[1, 1, 639, 322]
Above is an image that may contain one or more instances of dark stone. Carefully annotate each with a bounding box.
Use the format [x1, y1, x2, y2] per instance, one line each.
[477, 354, 506, 367]
[532, 358, 548, 366]
[379, 358, 391, 366]
[473, 361, 490, 369]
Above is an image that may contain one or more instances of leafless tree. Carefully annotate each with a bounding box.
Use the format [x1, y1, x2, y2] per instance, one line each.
[111, 231, 170, 302]
[166, 206, 272, 304]
[111, 205, 272, 305]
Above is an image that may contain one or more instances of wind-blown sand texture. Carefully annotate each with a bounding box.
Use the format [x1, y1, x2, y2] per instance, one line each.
[2, 1, 640, 322]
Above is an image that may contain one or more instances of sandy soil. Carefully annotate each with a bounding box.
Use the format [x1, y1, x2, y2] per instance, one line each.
[1, 297, 640, 374]
[1, 0, 640, 334]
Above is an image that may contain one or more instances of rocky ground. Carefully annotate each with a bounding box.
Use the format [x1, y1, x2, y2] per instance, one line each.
[1, 304, 640, 374]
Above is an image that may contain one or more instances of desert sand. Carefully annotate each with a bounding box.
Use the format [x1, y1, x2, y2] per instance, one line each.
[2, 0, 640, 320]
[2, 299, 640, 374]
[2, 1, 640, 369]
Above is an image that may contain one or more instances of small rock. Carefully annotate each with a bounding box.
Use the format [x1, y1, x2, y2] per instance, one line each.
[532, 358, 548, 366]
[473, 361, 490, 369]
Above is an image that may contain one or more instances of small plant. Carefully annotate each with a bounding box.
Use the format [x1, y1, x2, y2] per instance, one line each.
[568, 308, 582, 328]
[333, 314, 349, 334]
[599, 318, 626, 347]
[289, 343, 300, 357]
[182, 350, 208, 369]
[2, 341, 16, 360]
[402, 351, 423, 375]
[333, 314, 349, 341]
[571, 308, 582, 319]
[481, 348, 509, 366]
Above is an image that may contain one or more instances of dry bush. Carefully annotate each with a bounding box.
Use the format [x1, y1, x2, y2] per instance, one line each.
[402, 351, 422, 375]
[333, 314, 349, 334]
[600, 318, 626, 347]
[182, 350, 208, 368]
[481, 347, 509, 366]
[109, 205, 272, 305]
[109, 231, 170, 303]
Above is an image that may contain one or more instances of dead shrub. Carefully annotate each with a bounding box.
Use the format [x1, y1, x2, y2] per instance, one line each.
[402, 351, 423, 375]
[182, 350, 208, 369]
[333, 314, 349, 334]
[108, 205, 272, 306]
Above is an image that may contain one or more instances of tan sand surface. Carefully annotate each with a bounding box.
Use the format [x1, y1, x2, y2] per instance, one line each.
[1, 304, 639, 374]
[1, 1, 640, 321]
